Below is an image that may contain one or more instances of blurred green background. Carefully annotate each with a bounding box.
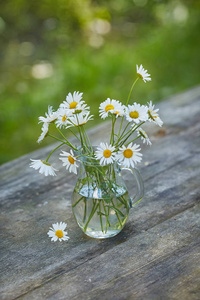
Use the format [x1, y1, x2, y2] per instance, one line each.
[0, 0, 200, 165]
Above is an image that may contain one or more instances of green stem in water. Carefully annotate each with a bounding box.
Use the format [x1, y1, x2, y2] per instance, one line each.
[83, 201, 99, 232]
[83, 198, 87, 223]
[98, 201, 104, 233]
[111, 199, 123, 227]
[102, 200, 111, 228]
[72, 196, 85, 208]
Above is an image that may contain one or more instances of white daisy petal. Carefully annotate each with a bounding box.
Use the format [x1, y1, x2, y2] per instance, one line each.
[67, 112, 93, 127]
[125, 103, 148, 124]
[30, 159, 58, 176]
[59, 91, 89, 114]
[136, 128, 152, 146]
[38, 105, 58, 124]
[59, 150, 79, 174]
[95, 143, 116, 166]
[116, 143, 142, 168]
[147, 101, 163, 127]
[136, 64, 151, 83]
[99, 98, 122, 119]
[55, 108, 73, 128]
[37, 122, 49, 143]
[47, 222, 69, 242]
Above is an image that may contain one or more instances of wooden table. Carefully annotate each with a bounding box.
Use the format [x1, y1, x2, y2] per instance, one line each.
[1, 86, 200, 300]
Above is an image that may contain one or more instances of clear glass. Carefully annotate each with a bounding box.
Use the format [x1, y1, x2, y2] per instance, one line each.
[72, 149, 144, 239]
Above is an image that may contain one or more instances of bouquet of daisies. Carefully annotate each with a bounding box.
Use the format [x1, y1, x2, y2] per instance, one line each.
[30, 65, 163, 177]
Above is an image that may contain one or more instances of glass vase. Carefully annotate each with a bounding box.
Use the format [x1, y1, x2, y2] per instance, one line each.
[72, 148, 144, 239]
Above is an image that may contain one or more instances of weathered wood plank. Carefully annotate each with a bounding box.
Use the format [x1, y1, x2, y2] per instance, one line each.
[17, 205, 200, 300]
[0, 86, 200, 300]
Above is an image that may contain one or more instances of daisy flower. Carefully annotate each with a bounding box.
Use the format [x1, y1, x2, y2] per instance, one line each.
[47, 222, 70, 242]
[116, 143, 142, 168]
[68, 112, 94, 127]
[136, 64, 151, 83]
[37, 122, 49, 143]
[125, 103, 148, 124]
[59, 150, 79, 174]
[147, 101, 163, 127]
[99, 98, 121, 119]
[30, 159, 57, 176]
[111, 102, 126, 118]
[38, 105, 58, 124]
[136, 128, 152, 146]
[55, 108, 73, 128]
[95, 143, 116, 166]
[60, 91, 89, 114]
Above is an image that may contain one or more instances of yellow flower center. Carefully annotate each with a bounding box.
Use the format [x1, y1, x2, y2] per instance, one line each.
[137, 73, 143, 79]
[62, 115, 67, 122]
[55, 230, 63, 238]
[113, 111, 119, 115]
[123, 149, 133, 158]
[105, 104, 114, 112]
[68, 155, 75, 164]
[129, 111, 139, 119]
[103, 149, 112, 158]
[69, 101, 78, 109]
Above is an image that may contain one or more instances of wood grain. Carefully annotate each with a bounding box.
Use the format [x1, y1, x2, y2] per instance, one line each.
[0, 86, 200, 300]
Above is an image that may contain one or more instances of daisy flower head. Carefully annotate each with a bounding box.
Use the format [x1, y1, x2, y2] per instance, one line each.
[99, 98, 121, 119]
[47, 222, 69, 242]
[111, 102, 126, 118]
[125, 103, 148, 124]
[55, 108, 73, 129]
[147, 101, 163, 127]
[116, 143, 142, 168]
[68, 112, 94, 127]
[95, 143, 116, 166]
[30, 159, 57, 176]
[59, 150, 79, 174]
[136, 64, 151, 83]
[37, 122, 49, 143]
[60, 91, 89, 114]
[137, 128, 152, 146]
[38, 105, 58, 124]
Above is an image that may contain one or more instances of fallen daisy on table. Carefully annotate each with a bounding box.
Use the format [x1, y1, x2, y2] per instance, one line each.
[47, 222, 70, 242]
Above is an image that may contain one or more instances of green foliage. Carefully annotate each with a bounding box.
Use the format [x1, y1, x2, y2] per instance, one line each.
[0, 0, 200, 164]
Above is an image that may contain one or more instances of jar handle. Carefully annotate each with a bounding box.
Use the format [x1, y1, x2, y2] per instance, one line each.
[121, 167, 144, 208]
